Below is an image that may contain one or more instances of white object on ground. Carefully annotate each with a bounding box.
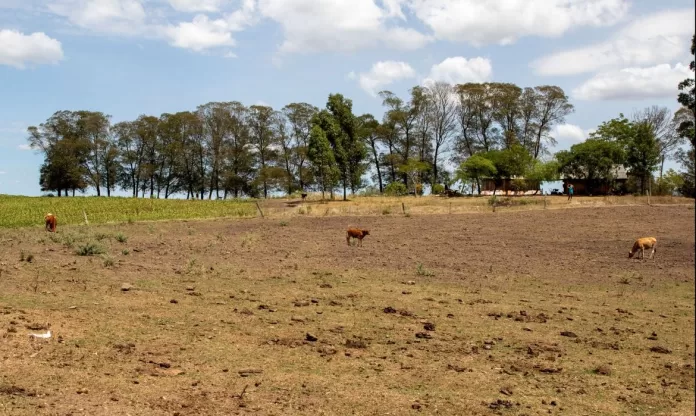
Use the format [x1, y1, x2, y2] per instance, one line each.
[29, 330, 51, 339]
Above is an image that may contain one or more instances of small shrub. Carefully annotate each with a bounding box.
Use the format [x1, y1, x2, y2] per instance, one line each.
[20, 251, 34, 262]
[279, 221, 289, 227]
[416, 263, 434, 277]
[384, 182, 408, 196]
[432, 184, 445, 195]
[75, 242, 105, 256]
[103, 256, 115, 268]
[121, 249, 130, 256]
[95, 232, 112, 241]
[115, 233, 128, 243]
[382, 207, 392, 215]
[61, 234, 76, 248]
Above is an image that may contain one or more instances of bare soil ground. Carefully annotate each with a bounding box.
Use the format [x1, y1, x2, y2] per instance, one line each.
[1, 205, 694, 416]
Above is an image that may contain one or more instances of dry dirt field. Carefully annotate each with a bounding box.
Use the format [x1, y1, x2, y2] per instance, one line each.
[1, 204, 694, 415]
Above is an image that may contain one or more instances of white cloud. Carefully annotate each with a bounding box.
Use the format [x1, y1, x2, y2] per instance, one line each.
[355, 60, 417, 96]
[161, 0, 257, 52]
[168, 0, 222, 13]
[531, 8, 694, 76]
[17, 144, 32, 151]
[423, 56, 492, 85]
[163, 15, 235, 51]
[572, 63, 691, 101]
[48, 0, 148, 35]
[0, 30, 64, 69]
[257, 0, 432, 54]
[551, 123, 590, 150]
[406, 0, 629, 46]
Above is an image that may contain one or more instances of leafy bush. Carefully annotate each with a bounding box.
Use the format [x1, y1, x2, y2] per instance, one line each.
[75, 242, 105, 256]
[384, 182, 408, 196]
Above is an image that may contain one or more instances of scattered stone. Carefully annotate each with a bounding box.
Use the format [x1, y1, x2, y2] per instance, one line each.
[423, 322, 436, 331]
[238, 369, 263, 377]
[650, 346, 671, 354]
[488, 399, 513, 410]
[185, 286, 195, 291]
[500, 387, 513, 396]
[415, 332, 432, 339]
[411, 402, 422, 410]
[170, 299, 178, 304]
[345, 338, 368, 349]
[447, 364, 467, 372]
[319, 283, 332, 288]
[187, 291, 202, 297]
[647, 332, 658, 340]
[383, 306, 397, 314]
[560, 331, 577, 338]
[294, 300, 310, 307]
[120, 283, 133, 292]
[76, 388, 88, 394]
[317, 345, 337, 356]
[291, 316, 306, 322]
[305, 333, 318, 342]
[594, 364, 612, 375]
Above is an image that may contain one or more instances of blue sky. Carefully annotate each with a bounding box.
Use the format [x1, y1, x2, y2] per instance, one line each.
[0, 0, 694, 196]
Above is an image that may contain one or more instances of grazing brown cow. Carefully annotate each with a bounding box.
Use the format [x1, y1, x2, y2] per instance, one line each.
[301, 193, 308, 201]
[44, 213, 57, 233]
[628, 237, 657, 259]
[346, 228, 370, 247]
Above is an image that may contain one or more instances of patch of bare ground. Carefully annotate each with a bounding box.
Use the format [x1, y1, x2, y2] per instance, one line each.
[0, 205, 693, 415]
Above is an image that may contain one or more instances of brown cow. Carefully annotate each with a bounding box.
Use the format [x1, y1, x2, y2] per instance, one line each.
[44, 213, 57, 233]
[628, 237, 657, 259]
[346, 228, 370, 247]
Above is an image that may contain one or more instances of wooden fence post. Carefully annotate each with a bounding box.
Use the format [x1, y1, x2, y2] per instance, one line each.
[255, 201, 265, 219]
[402, 202, 405, 214]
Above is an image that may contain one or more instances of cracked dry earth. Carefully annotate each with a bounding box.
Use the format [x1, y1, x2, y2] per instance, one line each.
[0, 204, 694, 415]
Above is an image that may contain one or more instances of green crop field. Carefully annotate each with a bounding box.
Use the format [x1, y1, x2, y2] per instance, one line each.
[0, 195, 257, 228]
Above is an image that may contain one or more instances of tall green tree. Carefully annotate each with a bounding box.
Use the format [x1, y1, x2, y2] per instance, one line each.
[27, 110, 89, 197]
[308, 124, 339, 199]
[625, 122, 661, 194]
[426, 82, 457, 189]
[556, 139, 625, 195]
[455, 154, 497, 195]
[283, 102, 318, 192]
[356, 114, 383, 193]
[677, 34, 695, 148]
[326, 93, 367, 198]
[248, 105, 280, 198]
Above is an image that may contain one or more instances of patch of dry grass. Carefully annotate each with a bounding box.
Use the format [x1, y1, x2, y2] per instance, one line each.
[0, 205, 693, 415]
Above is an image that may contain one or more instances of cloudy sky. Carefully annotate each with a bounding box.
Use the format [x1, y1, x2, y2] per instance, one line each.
[0, 0, 693, 196]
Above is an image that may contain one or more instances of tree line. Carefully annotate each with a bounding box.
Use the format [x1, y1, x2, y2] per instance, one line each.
[27, 35, 694, 199]
[27, 81, 576, 199]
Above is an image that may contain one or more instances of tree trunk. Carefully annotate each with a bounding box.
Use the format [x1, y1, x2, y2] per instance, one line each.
[660, 155, 665, 179]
